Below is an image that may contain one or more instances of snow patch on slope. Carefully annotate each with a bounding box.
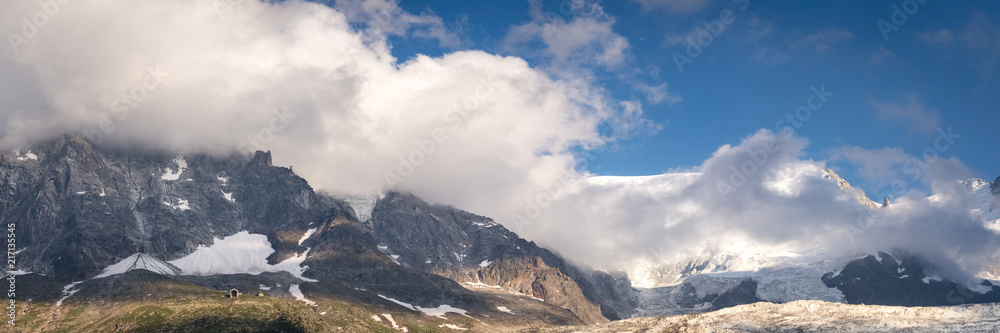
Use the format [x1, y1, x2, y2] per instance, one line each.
[161, 157, 187, 181]
[289, 284, 316, 306]
[167, 231, 317, 281]
[439, 324, 468, 330]
[15, 150, 37, 161]
[165, 198, 191, 211]
[221, 190, 234, 203]
[55, 281, 83, 307]
[298, 228, 317, 246]
[377, 294, 471, 318]
[336, 194, 379, 222]
[95, 253, 182, 278]
[381, 314, 407, 332]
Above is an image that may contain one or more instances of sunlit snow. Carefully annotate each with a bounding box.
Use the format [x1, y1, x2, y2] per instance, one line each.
[289, 284, 316, 306]
[439, 324, 468, 330]
[298, 228, 317, 246]
[167, 231, 317, 281]
[222, 190, 234, 203]
[377, 294, 471, 319]
[94, 253, 181, 278]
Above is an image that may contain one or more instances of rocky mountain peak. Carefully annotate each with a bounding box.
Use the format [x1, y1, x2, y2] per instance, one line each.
[825, 168, 879, 209]
[253, 150, 273, 166]
[992, 176, 1000, 195]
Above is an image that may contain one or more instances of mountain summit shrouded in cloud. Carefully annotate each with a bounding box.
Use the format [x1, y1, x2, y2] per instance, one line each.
[2, 0, 1000, 292]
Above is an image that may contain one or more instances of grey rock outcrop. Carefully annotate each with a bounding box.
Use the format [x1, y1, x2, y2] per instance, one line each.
[821, 251, 1000, 306]
[825, 168, 880, 209]
[362, 192, 638, 323]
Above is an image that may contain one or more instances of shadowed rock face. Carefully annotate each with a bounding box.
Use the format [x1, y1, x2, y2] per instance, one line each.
[0, 136, 337, 281]
[360, 192, 638, 323]
[673, 278, 763, 311]
[992, 176, 1000, 195]
[822, 251, 1000, 306]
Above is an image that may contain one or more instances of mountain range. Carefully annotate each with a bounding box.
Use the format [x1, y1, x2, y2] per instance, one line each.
[4, 136, 1000, 331]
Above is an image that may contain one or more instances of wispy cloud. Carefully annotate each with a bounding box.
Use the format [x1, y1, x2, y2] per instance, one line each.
[332, 0, 463, 49]
[743, 25, 852, 64]
[504, 0, 631, 68]
[632, 0, 712, 15]
[868, 95, 941, 135]
[784, 26, 852, 53]
[867, 44, 895, 66]
[916, 29, 955, 48]
[830, 146, 911, 186]
[633, 82, 681, 105]
[962, 13, 1000, 78]
[917, 13, 1000, 78]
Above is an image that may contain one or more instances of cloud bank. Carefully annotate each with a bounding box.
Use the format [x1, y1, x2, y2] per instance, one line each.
[507, 130, 998, 278]
[0, 0, 646, 198]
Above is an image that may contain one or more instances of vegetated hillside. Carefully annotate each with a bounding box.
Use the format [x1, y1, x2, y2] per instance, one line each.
[12, 270, 573, 332]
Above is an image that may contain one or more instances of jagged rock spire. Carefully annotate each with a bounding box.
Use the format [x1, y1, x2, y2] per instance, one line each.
[253, 150, 273, 166]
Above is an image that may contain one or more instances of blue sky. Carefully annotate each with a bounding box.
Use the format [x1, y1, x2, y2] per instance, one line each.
[367, 0, 1000, 198]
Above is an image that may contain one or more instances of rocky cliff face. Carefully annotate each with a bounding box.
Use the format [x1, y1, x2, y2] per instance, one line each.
[0, 137, 338, 281]
[992, 176, 1000, 195]
[822, 251, 1000, 306]
[356, 192, 638, 323]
